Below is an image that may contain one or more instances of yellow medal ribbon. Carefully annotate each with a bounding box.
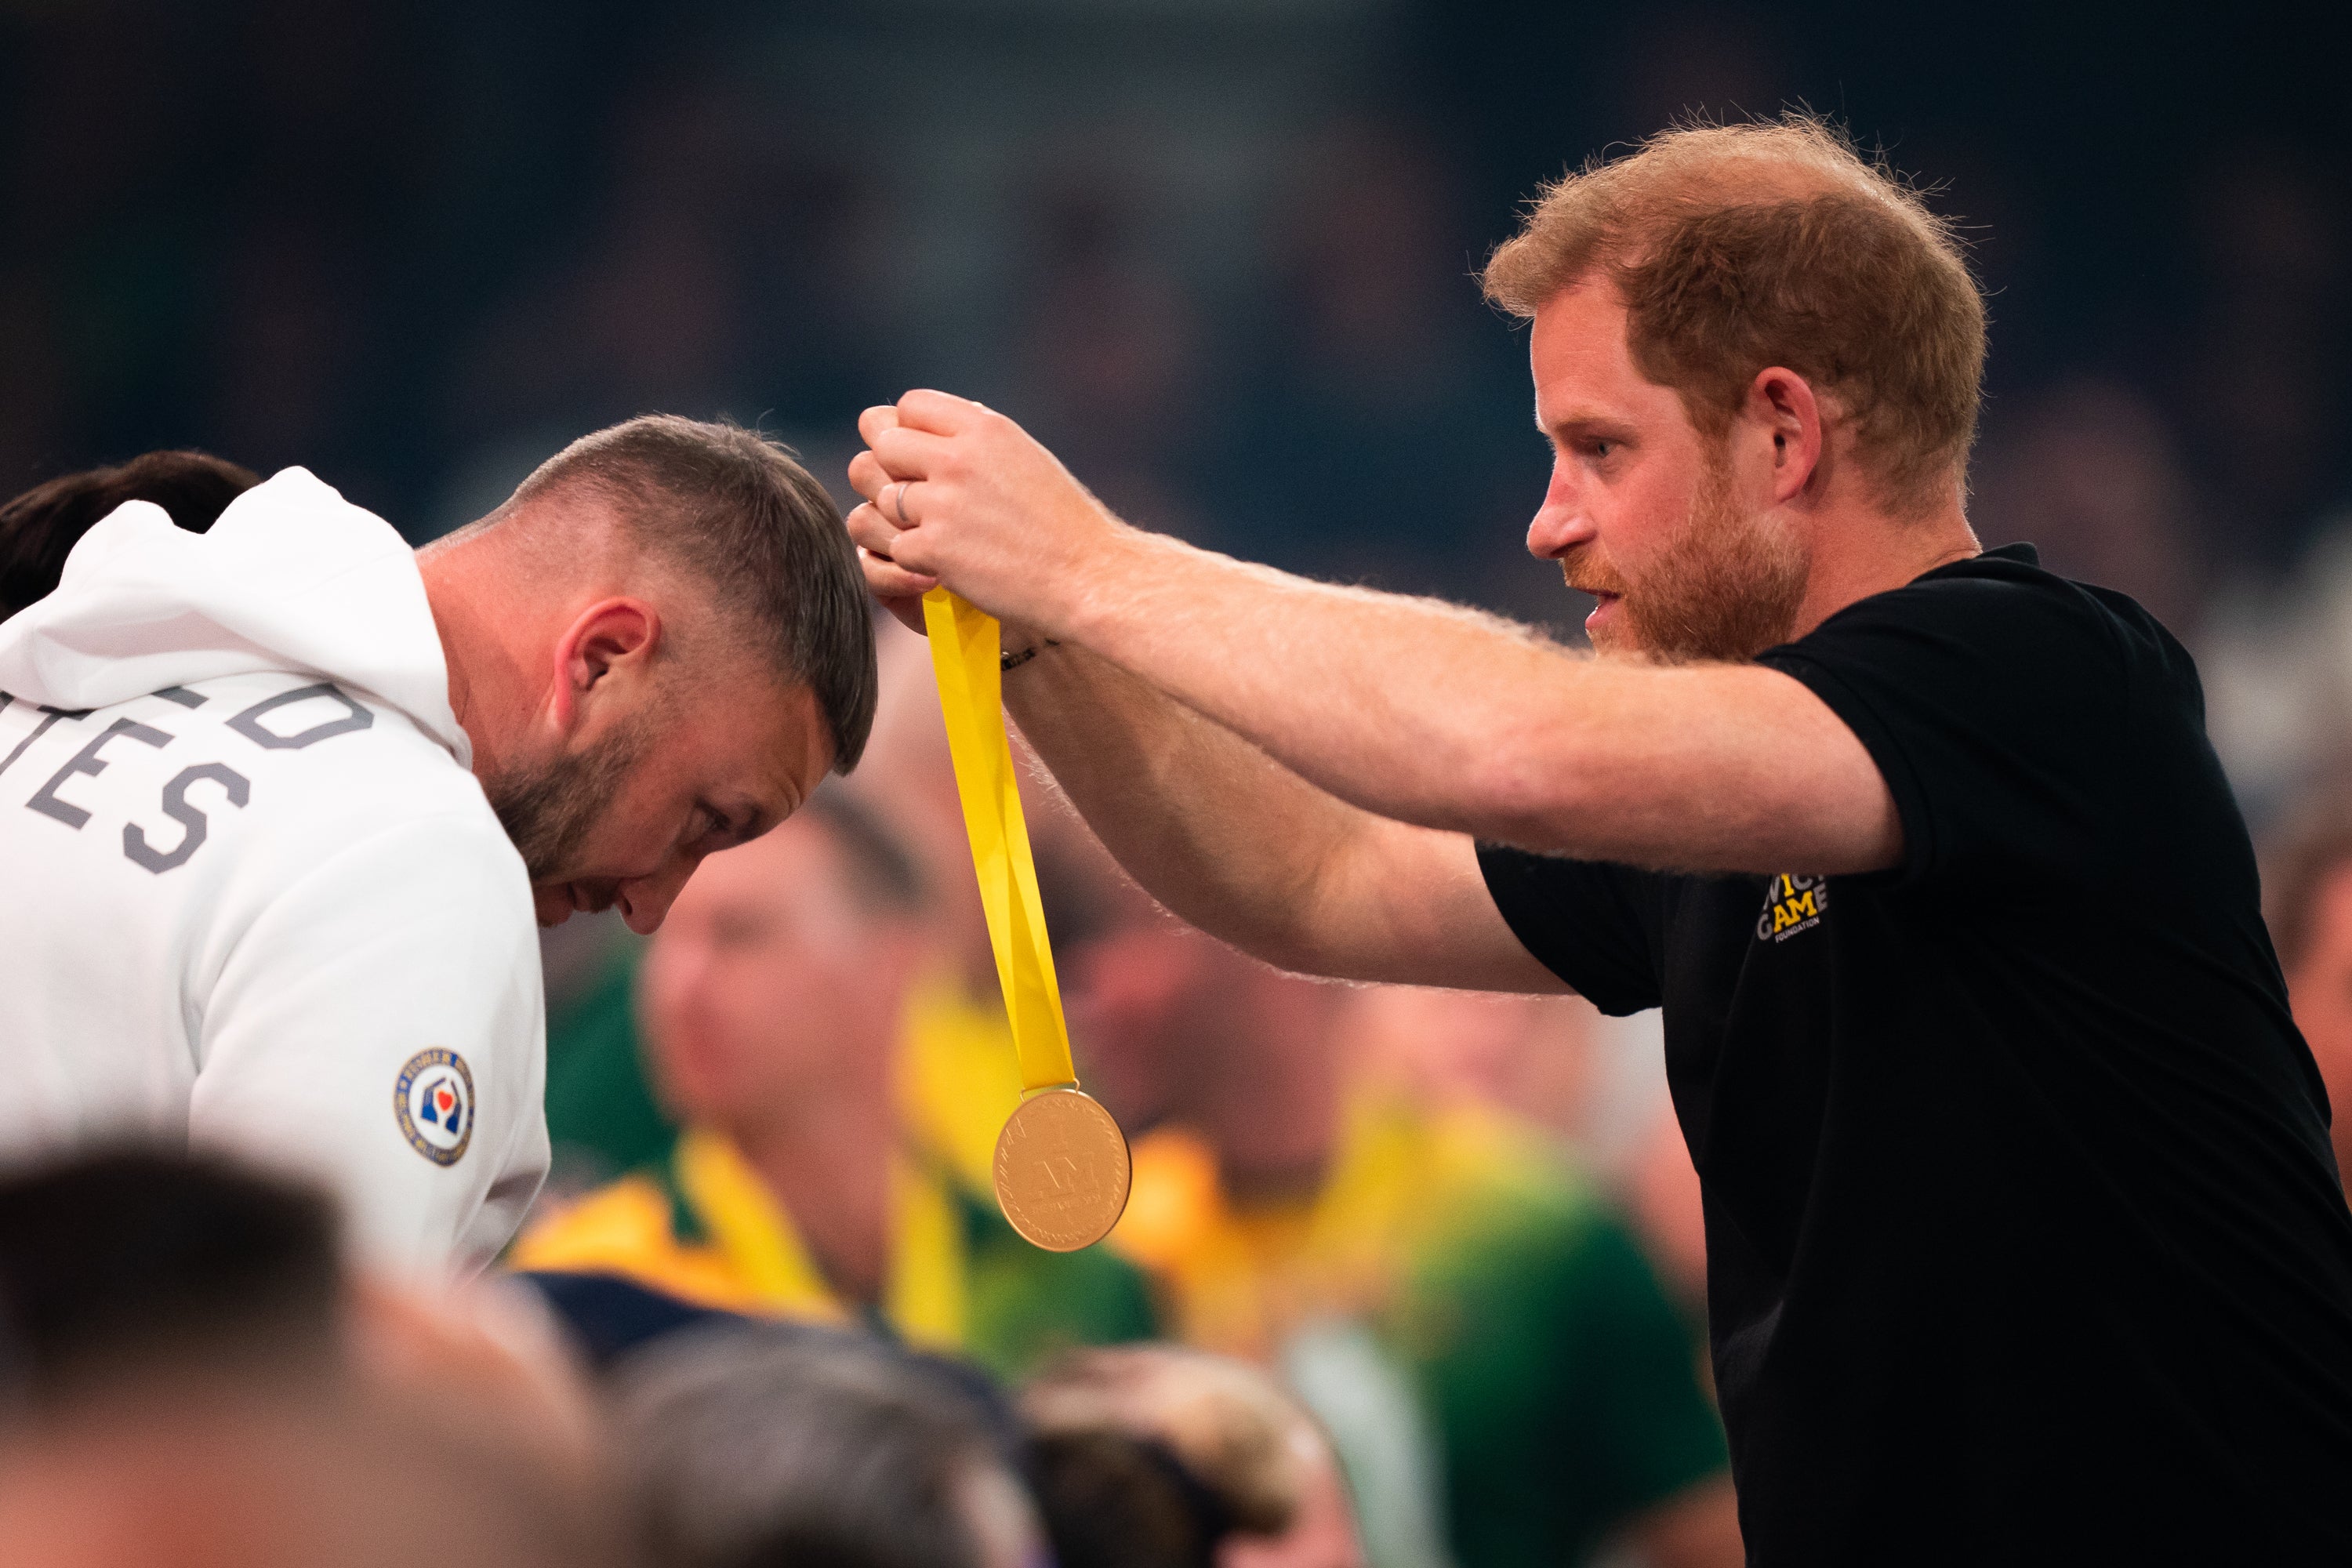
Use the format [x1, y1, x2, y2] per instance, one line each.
[921, 588, 1076, 1094]
[921, 587, 1130, 1250]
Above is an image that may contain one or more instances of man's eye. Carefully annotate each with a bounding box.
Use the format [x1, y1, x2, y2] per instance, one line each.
[1588, 439, 1615, 459]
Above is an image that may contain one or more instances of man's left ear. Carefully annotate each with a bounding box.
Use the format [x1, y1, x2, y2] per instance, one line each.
[551, 598, 660, 731]
[1751, 367, 1824, 505]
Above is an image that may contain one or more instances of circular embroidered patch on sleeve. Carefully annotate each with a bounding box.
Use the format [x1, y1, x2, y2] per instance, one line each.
[394, 1048, 476, 1167]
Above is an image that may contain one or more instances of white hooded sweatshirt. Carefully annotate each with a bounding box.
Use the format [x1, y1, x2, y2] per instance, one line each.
[0, 468, 547, 1276]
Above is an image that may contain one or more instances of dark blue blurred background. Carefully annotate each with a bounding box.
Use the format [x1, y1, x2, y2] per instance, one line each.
[4, 0, 2347, 812]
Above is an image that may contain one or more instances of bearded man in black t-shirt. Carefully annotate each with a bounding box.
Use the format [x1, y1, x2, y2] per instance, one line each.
[842, 115, 2352, 1563]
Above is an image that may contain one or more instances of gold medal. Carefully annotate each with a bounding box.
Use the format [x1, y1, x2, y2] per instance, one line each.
[923, 588, 1131, 1250]
[993, 1088, 1132, 1252]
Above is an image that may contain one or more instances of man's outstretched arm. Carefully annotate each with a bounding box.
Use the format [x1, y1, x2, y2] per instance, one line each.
[1005, 636, 1566, 992]
[848, 393, 1901, 880]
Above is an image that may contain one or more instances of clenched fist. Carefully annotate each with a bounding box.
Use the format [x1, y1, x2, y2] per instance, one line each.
[844, 390, 1129, 638]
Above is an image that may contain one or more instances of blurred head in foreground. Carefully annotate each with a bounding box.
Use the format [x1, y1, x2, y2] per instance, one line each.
[0, 450, 260, 619]
[614, 1323, 1044, 1568]
[0, 1381, 606, 1568]
[2266, 800, 2352, 1189]
[1022, 1345, 1362, 1568]
[0, 1146, 341, 1406]
[0, 1148, 617, 1567]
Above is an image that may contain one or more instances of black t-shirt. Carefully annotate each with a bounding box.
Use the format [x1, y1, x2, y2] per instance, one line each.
[1479, 546, 2352, 1565]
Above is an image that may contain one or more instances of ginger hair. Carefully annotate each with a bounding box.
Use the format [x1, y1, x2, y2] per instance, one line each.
[1482, 115, 1986, 518]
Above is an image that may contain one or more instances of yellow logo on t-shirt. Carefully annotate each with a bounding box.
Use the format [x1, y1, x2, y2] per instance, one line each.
[1756, 873, 1829, 943]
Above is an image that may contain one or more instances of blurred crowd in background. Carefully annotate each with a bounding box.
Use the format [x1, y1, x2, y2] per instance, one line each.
[5, 1, 2352, 1565]
[6, 0, 2350, 792]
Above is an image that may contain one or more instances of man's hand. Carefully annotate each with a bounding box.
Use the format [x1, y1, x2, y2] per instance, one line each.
[845, 391, 1127, 638]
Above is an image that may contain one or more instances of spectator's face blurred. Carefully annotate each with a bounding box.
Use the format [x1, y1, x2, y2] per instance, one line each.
[1523, 279, 1809, 661]
[1069, 923, 1348, 1189]
[2285, 860, 2352, 1186]
[1063, 922, 1206, 1126]
[638, 815, 924, 1136]
[0, 1381, 615, 1568]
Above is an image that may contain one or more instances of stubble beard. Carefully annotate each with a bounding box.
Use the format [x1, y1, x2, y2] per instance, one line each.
[483, 717, 652, 884]
[1575, 451, 1812, 665]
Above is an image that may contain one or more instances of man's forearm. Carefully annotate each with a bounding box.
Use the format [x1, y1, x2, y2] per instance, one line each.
[1006, 638, 1568, 991]
[1004, 640, 1368, 966]
[1051, 528, 1591, 841]
[1044, 529, 1891, 875]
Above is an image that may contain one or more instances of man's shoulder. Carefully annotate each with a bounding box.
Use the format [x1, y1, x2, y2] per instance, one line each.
[510, 1169, 679, 1266]
[1762, 542, 2206, 754]
[0, 667, 524, 964]
[0, 670, 513, 900]
[509, 1170, 768, 1314]
[148, 671, 509, 858]
[1798, 543, 2182, 670]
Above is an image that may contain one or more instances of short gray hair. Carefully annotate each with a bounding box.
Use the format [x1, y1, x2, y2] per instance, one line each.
[514, 416, 877, 771]
[613, 1324, 1015, 1568]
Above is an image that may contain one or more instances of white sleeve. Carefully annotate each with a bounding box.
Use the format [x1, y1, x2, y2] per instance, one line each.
[190, 812, 549, 1279]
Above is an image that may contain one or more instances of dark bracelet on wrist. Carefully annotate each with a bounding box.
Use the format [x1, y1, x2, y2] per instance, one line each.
[1000, 638, 1061, 673]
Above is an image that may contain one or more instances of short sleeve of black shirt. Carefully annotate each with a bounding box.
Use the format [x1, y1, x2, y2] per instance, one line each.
[1476, 848, 1663, 1016]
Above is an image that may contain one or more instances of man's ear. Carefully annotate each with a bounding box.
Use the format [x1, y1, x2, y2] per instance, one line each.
[1749, 367, 1826, 505]
[550, 598, 660, 733]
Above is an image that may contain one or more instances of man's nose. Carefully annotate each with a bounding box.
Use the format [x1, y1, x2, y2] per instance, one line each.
[615, 853, 699, 935]
[1525, 462, 1591, 561]
[1526, 500, 1593, 561]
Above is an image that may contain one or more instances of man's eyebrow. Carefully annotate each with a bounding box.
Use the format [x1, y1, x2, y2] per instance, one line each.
[1540, 408, 1639, 442]
[1541, 405, 1623, 430]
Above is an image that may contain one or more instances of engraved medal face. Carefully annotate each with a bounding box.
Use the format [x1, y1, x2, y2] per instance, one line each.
[993, 1088, 1132, 1252]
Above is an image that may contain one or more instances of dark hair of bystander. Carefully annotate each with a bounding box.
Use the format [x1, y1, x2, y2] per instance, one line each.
[0, 450, 261, 620]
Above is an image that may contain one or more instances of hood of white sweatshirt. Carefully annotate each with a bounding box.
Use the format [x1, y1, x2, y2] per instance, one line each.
[0, 467, 470, 768]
